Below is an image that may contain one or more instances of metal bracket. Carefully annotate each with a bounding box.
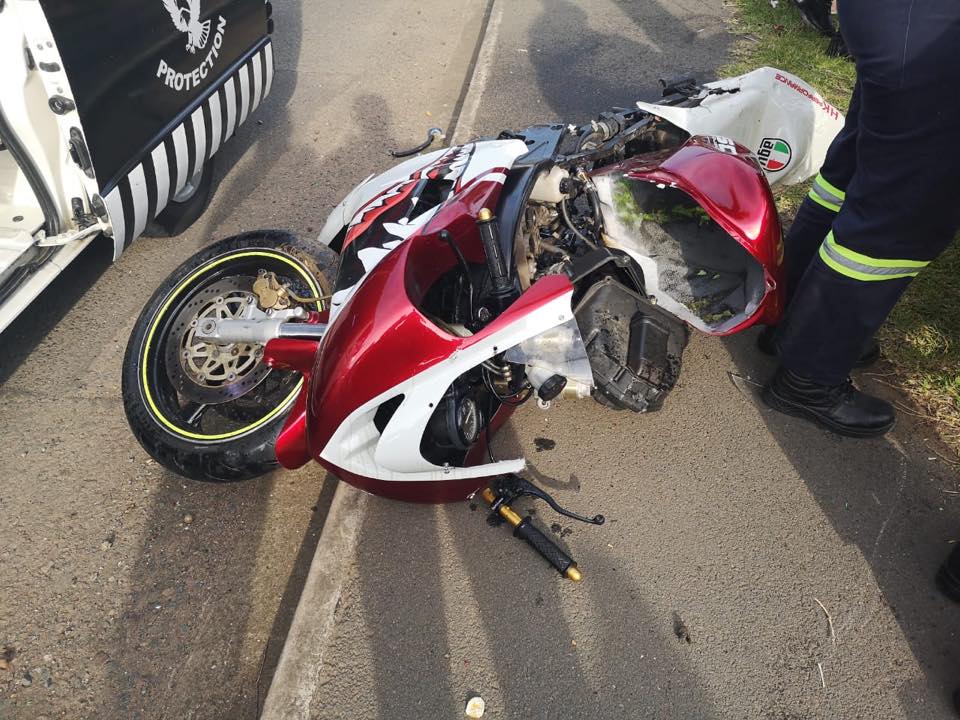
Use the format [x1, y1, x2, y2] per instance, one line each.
[35, 224, 102, 247]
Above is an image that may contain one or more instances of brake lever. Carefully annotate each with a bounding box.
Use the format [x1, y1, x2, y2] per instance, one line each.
[490, 474, 605, 526]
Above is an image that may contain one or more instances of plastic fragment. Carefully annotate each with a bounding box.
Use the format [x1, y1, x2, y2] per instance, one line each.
[465, 695, 485, 718]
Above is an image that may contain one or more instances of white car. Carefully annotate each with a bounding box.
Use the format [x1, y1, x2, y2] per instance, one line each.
[0, 0, 276, 333]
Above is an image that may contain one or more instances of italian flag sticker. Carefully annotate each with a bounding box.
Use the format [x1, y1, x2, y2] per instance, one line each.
[757, 137, 792, 173]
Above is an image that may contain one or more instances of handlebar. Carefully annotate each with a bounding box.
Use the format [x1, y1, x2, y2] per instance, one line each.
[481, 487, 582, 581]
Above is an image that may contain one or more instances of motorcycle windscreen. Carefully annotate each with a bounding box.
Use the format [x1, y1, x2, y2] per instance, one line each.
[595, 174, 766, 334]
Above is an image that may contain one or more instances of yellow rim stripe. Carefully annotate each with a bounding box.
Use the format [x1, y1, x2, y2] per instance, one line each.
[140, 250, 321, 442]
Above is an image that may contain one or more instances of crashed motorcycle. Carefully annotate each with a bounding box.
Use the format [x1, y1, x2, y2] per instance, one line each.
[122, 68, 843, 580]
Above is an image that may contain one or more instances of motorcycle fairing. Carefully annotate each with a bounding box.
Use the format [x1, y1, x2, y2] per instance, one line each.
[320, 139, 529, 324]
[273, 139, 571, 495]
[593, 135, 784, 334]
[636, 67, 844, 188]
[316, 272, 575, 485]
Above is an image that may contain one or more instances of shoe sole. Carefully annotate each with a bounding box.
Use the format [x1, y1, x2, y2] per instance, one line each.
[762, 385, 895, 439]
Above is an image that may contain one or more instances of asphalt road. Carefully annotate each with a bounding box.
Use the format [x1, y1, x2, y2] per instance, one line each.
[1, 1, 959, 720]
[0, 1, 485, 718]
[308, 2, 960, 720]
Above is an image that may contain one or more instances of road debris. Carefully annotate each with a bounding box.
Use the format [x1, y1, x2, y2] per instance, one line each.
[465, 695, 485, 718]
[672, 612, 692, 644]
[813, 597, 837, 644]
[817, 662, 826, 689]
[533, 437, 556, 452]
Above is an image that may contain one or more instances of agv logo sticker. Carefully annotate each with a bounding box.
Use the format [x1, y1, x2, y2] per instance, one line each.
[757, 138, 792, 172]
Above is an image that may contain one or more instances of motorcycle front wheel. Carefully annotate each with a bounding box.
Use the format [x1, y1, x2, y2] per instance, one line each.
[121, 230, 338, 482]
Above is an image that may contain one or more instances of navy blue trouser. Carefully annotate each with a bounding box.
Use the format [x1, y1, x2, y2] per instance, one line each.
[775, 0, 960, 385]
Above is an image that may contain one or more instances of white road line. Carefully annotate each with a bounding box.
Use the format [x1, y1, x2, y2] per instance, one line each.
[259, 485, 367, 719]
[259, 4, 500, 718]
[451, 0, 503, 145]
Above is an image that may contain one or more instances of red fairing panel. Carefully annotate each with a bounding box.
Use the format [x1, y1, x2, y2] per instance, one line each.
[593, 136, 785, 334]
[307, 177, 508, 456]
[269, 164, 577, 501]
[263, 338, 320, 471]
[305, 265, 574, 502]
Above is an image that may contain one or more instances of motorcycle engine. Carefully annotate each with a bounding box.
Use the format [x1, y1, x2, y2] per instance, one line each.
[573, 277, 688, 412]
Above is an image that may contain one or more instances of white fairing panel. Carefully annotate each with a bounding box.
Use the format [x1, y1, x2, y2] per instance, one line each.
[317, 139, 527, 249]
[636, 67, 845, 187]
[316, 148, 449, 248]
[324, 139, 528, 326]
[320, 291, 576, 483]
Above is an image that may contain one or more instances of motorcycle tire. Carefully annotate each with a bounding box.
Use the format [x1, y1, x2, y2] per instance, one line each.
[143, 158, 216, 238]
[122, 230, 338, 482]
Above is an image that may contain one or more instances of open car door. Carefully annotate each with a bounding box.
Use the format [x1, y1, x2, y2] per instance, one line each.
[0, 0, 275, 333]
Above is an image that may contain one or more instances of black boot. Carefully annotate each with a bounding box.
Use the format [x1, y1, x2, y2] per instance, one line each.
[758, 326, 881, 367]
[792, 0, 835, 36]
[826, 32, 851, 59]
[937, 543, 960, 603]
[763, 367, 895, 438]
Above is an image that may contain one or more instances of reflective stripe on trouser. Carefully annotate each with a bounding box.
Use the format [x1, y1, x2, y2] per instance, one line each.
[817, 231, 930, 281]
[776, 254, 914, 385]
[807, 173, 846, 212]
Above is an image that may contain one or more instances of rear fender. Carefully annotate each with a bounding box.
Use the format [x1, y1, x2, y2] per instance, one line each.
[636, 67, 844, 188]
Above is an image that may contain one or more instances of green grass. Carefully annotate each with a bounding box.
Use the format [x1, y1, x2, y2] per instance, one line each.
[721, 1, 960, 450]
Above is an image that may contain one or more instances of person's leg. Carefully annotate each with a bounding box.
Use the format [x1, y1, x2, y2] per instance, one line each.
[766, 68, 960, 435]
[776, 75, 960, 387]
[759, 84, 879, 363]
[936, 543, 960, 716]
[782, 80, 860, 304]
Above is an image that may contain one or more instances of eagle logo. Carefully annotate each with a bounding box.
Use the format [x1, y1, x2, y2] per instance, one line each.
[162, 0, 211, 54]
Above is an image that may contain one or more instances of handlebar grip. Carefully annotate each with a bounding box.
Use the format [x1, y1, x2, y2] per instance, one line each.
[513, 518, 580, 580]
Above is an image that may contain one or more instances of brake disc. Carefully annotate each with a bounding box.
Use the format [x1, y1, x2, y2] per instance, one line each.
[164, 277, 273, 404]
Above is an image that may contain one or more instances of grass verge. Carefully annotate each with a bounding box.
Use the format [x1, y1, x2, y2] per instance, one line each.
[721, 1, 960, 452]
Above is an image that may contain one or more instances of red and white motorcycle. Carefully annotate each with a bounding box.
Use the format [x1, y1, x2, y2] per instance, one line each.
[122, 68, 842, 579]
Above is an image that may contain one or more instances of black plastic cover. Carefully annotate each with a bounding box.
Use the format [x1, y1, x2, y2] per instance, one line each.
[574, 277, 688, 412]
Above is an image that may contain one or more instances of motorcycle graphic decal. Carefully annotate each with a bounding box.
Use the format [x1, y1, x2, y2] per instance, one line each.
[328, 140, 527, 321]
[773, 72, 840, 121]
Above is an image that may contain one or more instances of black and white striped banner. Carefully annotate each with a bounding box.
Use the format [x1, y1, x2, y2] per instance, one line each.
[103, 41, 274, 258]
